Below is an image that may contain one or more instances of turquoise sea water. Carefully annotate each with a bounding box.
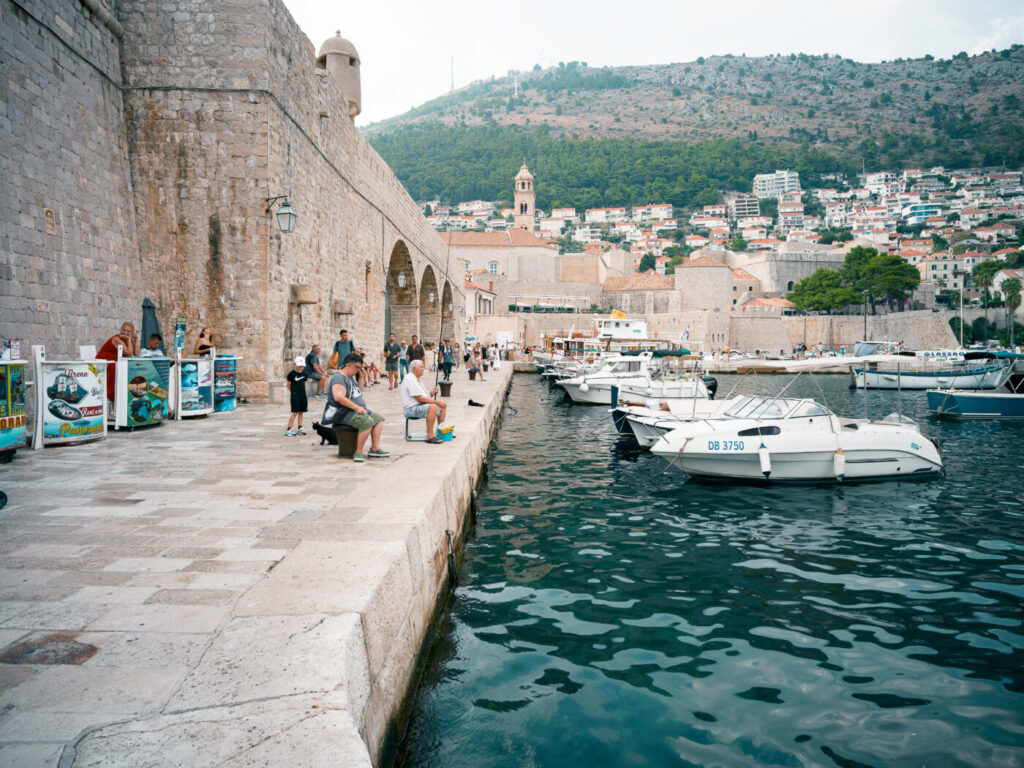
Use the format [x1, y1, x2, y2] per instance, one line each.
[397, 375, 1024, 768]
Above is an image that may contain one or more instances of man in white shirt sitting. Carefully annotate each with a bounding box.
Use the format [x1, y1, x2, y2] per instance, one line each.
[400, 360, 447, 444]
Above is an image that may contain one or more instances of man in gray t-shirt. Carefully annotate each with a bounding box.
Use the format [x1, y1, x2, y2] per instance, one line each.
[324, 353, 388, 462]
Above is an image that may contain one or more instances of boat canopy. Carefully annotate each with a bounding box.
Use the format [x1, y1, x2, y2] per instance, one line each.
[723, 395, 833, 420]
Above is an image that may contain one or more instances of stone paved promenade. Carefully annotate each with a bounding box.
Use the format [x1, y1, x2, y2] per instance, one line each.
[0, 367, 513, 767]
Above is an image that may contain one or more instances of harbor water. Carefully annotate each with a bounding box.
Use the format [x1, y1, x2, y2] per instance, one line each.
[397, 375, 1024, 768]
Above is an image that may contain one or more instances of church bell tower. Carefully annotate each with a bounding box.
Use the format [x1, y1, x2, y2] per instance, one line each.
[513, 163, 535, 230]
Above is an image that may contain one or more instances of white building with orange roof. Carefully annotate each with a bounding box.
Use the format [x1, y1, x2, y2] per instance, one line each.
[585, 206, 628, 223]
[632, 203, 674, 221]
[748, 238, 783, 251]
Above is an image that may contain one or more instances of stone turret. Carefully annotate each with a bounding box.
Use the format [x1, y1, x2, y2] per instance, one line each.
[317, 31, 361, 118]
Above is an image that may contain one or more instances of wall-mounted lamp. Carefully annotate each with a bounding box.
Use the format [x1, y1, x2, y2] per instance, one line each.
[266, 196, 297, 233]
[448, 301, 454, 312]
[428, 290, 435, 304]
[396, 272, 407, 289]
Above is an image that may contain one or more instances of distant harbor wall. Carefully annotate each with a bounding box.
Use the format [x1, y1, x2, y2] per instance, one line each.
[473, 309, 957, 354]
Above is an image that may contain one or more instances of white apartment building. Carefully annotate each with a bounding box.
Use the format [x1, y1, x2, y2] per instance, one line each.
[864, 171, 898, 196]
[551, 207, 577, 220]
[572, 225, 604, 243]
[752, 169, 801, 199]
[727, 194, 761, 219]
[585, 207, 628, 223]
[538, 217, 567, 235]
[632, 203, 674, 221]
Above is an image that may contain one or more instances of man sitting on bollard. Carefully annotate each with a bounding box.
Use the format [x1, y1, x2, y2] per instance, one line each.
[325, 353, 389, 462]
[400, 360, 447, 444]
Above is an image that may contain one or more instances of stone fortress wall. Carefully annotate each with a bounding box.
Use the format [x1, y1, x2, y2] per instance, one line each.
[3, 0, 463, 400]
[1, 0, 143, 353]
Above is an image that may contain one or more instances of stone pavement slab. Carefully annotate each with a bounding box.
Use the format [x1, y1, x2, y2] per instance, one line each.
[0, 367, 512, 766]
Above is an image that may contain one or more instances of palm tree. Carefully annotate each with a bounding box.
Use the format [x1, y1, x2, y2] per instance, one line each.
[1003, 278, 1021, 348]
[973, 260, 1002, 325]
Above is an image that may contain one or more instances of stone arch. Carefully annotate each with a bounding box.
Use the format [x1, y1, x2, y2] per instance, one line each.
[386, 240, 418, 343]
[419, 265, 440, 347]
[440, 281, 455, 343]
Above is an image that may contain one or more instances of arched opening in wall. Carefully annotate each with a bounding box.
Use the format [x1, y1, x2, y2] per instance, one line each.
[386, 241, 418, 343]
[440, 281, 455, 343]
[787, 281, 794, 291]
[419, 265, 440, 347]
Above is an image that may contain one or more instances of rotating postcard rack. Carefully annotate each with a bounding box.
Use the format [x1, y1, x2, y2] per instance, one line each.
[176, 350, 215, 419]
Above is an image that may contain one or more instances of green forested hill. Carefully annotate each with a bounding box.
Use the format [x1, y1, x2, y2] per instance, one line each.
[365, 48, 1024, 208]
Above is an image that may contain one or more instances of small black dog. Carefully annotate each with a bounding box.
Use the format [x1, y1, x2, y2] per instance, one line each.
[312, 421, 337, 445]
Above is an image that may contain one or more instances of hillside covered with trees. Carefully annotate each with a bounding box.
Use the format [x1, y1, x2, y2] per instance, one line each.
[366, 47, 1024, 208]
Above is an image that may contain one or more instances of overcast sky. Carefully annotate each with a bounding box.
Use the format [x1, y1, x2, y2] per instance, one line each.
[282, 0, 1024, 126]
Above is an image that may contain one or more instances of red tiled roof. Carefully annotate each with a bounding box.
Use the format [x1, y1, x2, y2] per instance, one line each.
[743, 297, 795, 308]
[679, 255, 729, 268]
[440, 229, 555, 248]
[732, 268, 757, 281]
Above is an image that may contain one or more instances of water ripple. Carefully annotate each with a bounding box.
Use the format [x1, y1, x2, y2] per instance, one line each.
[398, 377, 1024, 768]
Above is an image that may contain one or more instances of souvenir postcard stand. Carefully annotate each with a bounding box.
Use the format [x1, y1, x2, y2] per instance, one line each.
[0, 349, 28, 461]
[213, 354, 240, 412]
[32, 345, 107, 449]
[176, 349, 215, 419]
[111, 347, 173, 429]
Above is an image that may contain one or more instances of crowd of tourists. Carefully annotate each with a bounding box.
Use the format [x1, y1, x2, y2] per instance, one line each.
[285, 329, 506, 462]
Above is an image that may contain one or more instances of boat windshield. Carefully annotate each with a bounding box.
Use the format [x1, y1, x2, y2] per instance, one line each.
[723, 396, 832, 420]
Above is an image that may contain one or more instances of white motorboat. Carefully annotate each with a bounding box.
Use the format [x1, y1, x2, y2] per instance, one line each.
[650, 395, 943, 482]
[557, 352, 656, 405]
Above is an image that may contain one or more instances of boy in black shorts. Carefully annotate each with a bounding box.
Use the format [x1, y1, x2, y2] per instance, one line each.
[286, 356, 309, 436]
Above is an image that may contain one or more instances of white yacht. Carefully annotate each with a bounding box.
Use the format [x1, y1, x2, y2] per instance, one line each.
[650, 395, 943, 482]
[556, 352, 656, 405]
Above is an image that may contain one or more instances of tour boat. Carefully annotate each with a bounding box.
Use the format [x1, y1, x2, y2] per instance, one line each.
[851, 359, 1011, 390]
[649, 395, 943, 482]
[927, 355, 1024, 419]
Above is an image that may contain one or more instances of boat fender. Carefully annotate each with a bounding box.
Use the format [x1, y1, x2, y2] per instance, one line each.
[579, 381, 590, 393]
[758, 442, 771, 479]
[702, 376, 718, 400]
[833, 448, 846, 482]
[610, 385, 619, 407]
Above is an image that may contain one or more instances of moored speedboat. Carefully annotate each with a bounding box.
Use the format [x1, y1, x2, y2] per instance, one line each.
[650, 395, 943, 482]
[927, 356, 1024, 419]
[557, 352, 655, 405]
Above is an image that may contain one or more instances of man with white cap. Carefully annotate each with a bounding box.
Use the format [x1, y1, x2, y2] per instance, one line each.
[286, 355, 310, 436]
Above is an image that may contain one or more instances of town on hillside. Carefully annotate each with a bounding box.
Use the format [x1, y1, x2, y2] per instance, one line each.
[426, 163, 1024, 349]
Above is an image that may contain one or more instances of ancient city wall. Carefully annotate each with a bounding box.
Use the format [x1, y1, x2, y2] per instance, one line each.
[782, 310, 959, 351]
[117, 0, 461, 399]
[1, 0, 142, 353]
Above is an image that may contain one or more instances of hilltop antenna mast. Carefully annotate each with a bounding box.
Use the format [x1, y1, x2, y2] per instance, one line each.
[450, 56, 454, 92]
